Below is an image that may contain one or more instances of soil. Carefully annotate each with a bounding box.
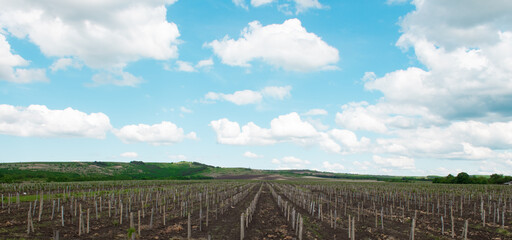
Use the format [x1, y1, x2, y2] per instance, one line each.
[244, 185, 296, 240]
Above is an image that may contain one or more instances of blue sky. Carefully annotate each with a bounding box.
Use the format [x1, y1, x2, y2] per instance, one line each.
[1, 0, 512, 176]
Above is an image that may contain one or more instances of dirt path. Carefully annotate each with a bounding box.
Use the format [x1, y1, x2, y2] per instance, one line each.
[244, 184, 296, 240]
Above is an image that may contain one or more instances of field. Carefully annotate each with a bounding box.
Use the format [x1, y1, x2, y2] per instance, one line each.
[1, 180, 511, 239]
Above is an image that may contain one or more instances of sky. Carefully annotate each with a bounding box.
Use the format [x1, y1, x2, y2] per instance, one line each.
[1, 0, 512, 176]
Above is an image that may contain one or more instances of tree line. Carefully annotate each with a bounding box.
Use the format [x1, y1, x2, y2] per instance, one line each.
[432, 172, 512, 184]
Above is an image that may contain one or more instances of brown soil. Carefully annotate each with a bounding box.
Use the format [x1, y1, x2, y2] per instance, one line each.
[244, 185, 296, 240]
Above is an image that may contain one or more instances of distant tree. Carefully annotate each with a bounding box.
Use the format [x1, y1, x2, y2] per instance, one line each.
[455, 172, 470, 184]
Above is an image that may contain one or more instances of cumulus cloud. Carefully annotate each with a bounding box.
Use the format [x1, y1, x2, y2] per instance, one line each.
[373, 120, 512, 159]
[361, 1, 512, 121]
[50, 58, 82, 72]
[176, 61, 196, 72]
[196, 58, 214, 68]
[0, 104, 111, 138]
[322, 161, 345, 171]
[272, 156, 310, 169]
[235, 0, 323, 14]
[293, 0, 323, 13]
[0, 0, 180, 85]
[0, 34, 48, 83]
[251, 0, 275, 7]
[180, 106, 193, 114]
[91, 70, 143, 87]
[207, 19, 338, 71]
[205, 90, 262, 105]
[335, 1, 512, 167]
[205, 86, 291, 105]
[373, 155, 415, 170]
[210, 112, 366, 154]
[120, 152, 138, 158]
[114, 121, 197, 145]
[261, 86, 292, 100]
[243, 151, 262, 158]
[232, 0, 248, 9]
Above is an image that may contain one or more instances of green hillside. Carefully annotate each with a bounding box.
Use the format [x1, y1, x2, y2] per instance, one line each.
[0, 161, 431, 183]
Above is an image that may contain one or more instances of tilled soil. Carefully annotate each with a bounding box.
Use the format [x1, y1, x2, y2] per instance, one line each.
[245, 185, 296, 240]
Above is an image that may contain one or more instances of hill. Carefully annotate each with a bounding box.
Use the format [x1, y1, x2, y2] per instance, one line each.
[0, 161, 431, 183]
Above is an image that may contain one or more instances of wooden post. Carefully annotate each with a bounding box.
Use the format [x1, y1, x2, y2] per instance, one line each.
[381, 207, 384, 230]
[51, 200, 55, 220]
[240, 212, 245, 240]
[348, 215, 351, 239]
[53, 230, 59, 240]
[351, 216, 355, 240]
[150, 208, 154, 229]
[451, 207, 455, 238]
[27, 204, 32, 234]
[78, 204, 82, 236]
[188, 212, 192, 240]
[130, 212, 135, 240]
[61, 205, 65, 226]
[299, 216, 303, 240]
[410, 218, 415, 240]
[138, 210, 141, 237]
[464, 219, 468, 240]
[441, 216, 444, 235]
[87, 208, 90, 234]
[38, 197, 43, 222]
[120, 202, 123, 225]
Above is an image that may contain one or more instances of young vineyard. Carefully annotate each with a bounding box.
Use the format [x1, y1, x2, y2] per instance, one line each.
[0, 180, 511, 239]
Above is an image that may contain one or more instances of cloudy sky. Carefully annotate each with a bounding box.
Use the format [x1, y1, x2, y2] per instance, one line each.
[1, 0, 512, 176]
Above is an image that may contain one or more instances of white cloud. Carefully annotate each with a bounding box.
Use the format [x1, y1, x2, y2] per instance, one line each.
[196, 58, 214, 68]
[373, 155, 415, 170]
[272, 156, 310, 169]
[237, 0, 323, 14]
[251, 0, 275, 7]
[210, 118, 275, 145]
[303, 108, 328, 116]
[329, 129, 370, 149]
[205, 90, 262, 105]
[374, 120, 512, 159]
[261, 86, 292, 100]
[0, 104, 111, 138]
[270, 112, 318, 138]
[232, 0, 248, 9]
[50, 58, 82, 72]
[180, 106, 193, 114]
[0, 34, 48, 83]
[210, 112, 368, 154]
[322, 161, 345, 171]
[344, 1, 512, 167]
[176, 61, 196, 72]
[114, 121, 196, 145]
[91, 70, 143, 87]
[120, 152, 138, 158]
[207, 19, 338, 71]
[362, 1, 512, 121]
[0, 0, 180, 85]
[293, 0, 323, 13]
[353, 161, 371, 171]
[243, 151, 262, 158]
[205, 85, 291, 105]
[335, 102, 388, 133]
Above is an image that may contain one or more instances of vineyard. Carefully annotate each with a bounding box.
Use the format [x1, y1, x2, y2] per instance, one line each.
[1, 180, 512, 239]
